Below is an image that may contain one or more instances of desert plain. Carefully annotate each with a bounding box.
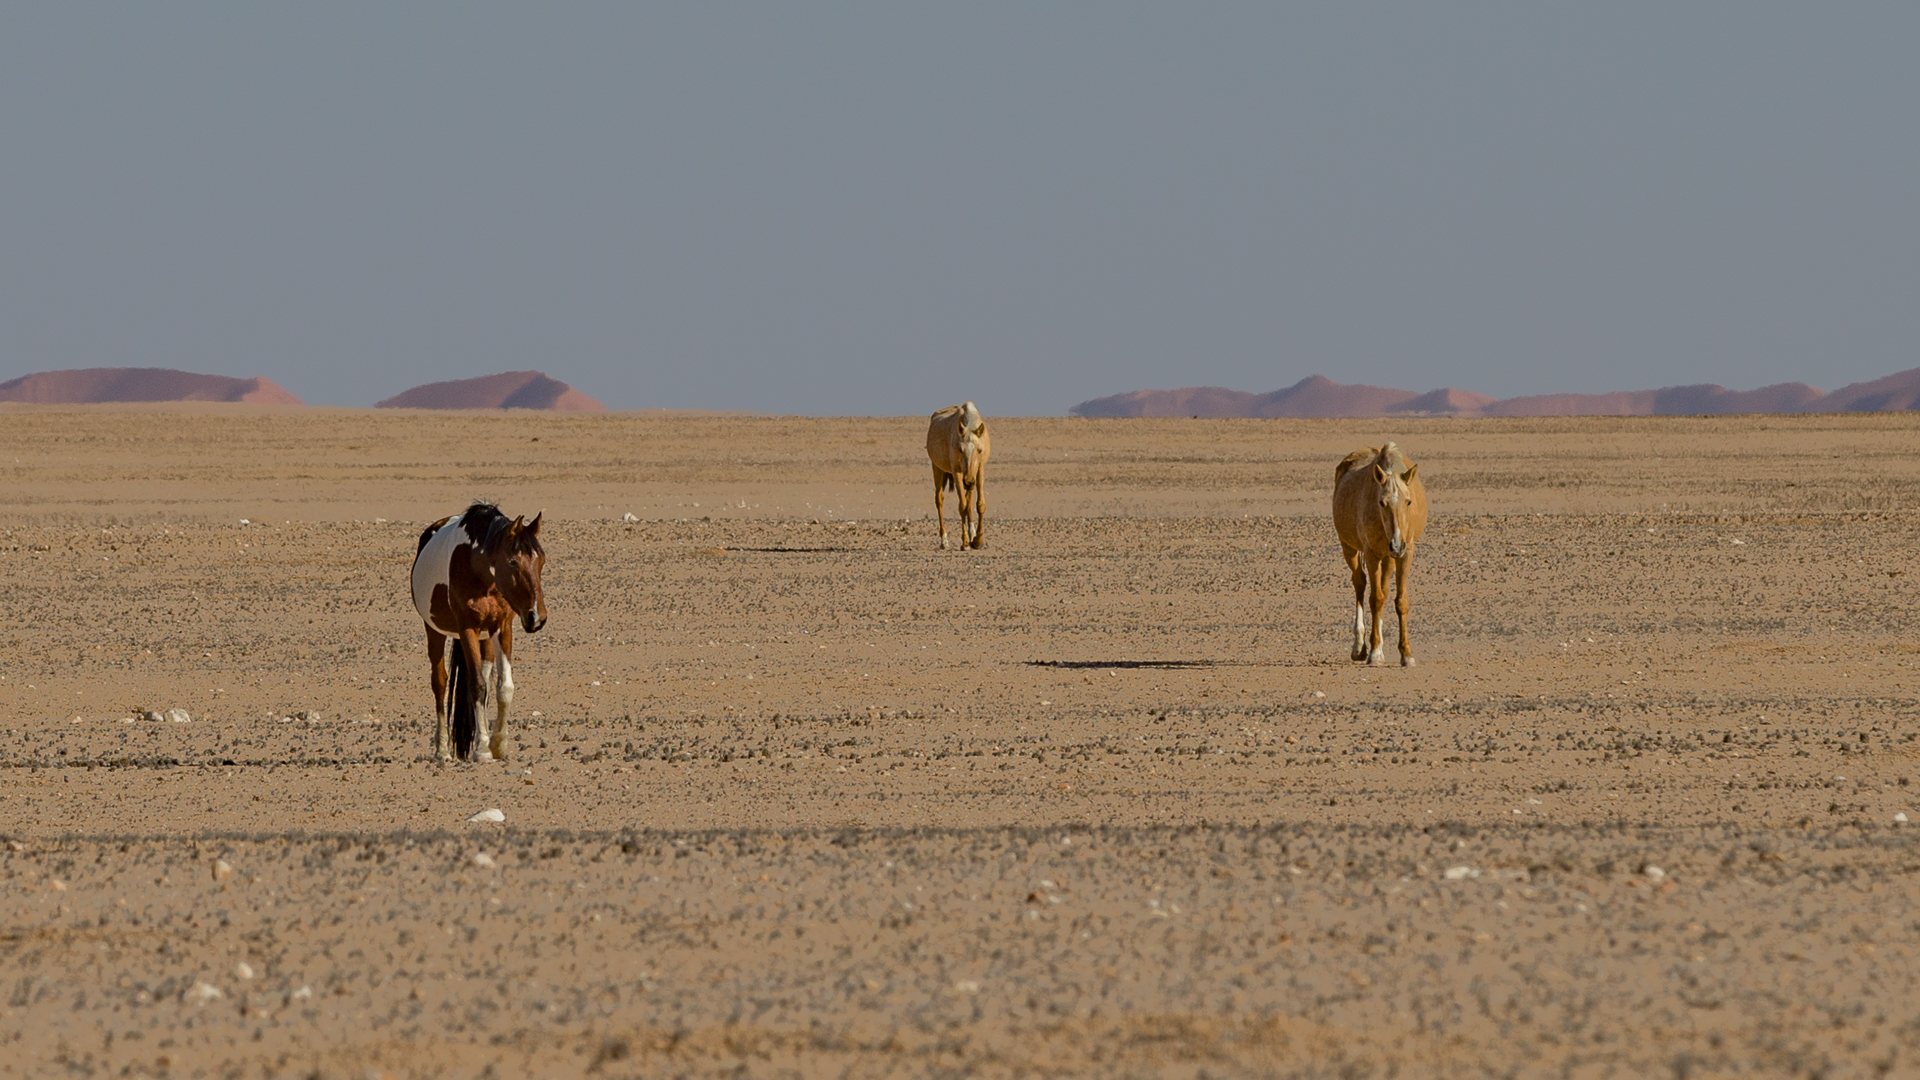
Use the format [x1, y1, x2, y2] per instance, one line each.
[3, 406, 1920, 1078]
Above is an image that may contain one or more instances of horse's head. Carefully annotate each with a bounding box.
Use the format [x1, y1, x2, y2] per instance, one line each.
[1371, 461, 1419, 559]
[958, 401, 988, 475]
[493, 511, 548, 634]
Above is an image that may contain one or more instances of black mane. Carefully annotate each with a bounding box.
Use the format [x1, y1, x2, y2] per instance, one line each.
[458, 502, 539, 554]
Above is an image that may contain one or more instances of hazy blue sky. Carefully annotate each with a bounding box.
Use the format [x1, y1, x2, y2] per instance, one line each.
[2, 5, 1915, 413]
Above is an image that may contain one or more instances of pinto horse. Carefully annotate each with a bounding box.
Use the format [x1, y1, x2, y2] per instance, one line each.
[1332, 443, 1427, 666]
[410, 503, 548, 761]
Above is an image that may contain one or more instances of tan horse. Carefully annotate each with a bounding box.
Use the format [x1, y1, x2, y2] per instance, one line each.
[1332, 443, 1427, 666]
[926, 402, 991, 549]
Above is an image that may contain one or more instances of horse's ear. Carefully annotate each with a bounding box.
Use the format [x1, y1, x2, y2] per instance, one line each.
[1404, 464, 1419, 484]
[528, 511, 543, 534]
[1372, 463, 1389, 483]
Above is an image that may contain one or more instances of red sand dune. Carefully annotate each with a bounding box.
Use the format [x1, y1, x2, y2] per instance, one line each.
[1072, 369, 1918, 419]
[374, 371, 607, 412]
[0, 368, 301, 405]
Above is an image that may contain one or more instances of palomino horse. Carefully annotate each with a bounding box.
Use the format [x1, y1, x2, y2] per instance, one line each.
[1332, 443, 1428, 666]
[410, 503, 548, 761]
[927, 402, 991, 549]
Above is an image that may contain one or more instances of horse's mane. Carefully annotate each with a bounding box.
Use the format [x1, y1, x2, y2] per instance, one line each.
[1334, 442, 1415, 485]
[463, 501, 541, 555]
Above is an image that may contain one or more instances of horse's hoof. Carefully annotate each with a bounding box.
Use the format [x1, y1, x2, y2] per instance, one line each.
[1350, 649, 1368, 662]
[490, 745, 509, 761]
[1368, 652, 1386, 666]
[1401, 655, 1418, 668]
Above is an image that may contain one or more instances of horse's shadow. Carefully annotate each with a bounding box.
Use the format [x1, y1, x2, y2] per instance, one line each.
[1024, 659, 1221, 671]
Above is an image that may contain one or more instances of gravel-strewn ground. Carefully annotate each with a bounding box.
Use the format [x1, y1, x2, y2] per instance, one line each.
[4, 407, 1920, 1078]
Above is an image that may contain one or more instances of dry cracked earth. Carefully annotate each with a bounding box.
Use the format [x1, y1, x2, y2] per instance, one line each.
[4, 406, 1920, 1078]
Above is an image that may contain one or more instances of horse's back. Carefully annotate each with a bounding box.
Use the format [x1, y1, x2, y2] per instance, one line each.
[411, 514, 465, 631]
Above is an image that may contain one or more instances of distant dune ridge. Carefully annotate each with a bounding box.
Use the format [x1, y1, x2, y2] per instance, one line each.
[1071, 368, 1920, 419]
[374, 371, 607, 412]
[0, 367, 302, 405]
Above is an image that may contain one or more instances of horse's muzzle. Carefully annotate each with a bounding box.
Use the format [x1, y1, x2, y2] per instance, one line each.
[1389, 539, 1407, 559]
[523, 611, 546, 634]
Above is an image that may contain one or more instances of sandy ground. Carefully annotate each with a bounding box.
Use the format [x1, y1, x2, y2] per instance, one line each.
[4, 406, 1920, 1078]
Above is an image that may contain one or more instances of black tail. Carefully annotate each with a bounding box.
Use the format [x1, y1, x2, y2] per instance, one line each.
[449, 645, 477, 760]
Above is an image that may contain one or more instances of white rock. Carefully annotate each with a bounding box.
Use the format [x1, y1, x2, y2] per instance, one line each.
[1897, 812, 1909, 824]
[623, 512, 639, 522]
[1443, 865, 1480, 881]
[952, 980, 981, 994]
[212, 859, 233, 881]
[1644, 865, 1667, 883]
[467, 808, 505, 823]
[238, 519, 250, 525]
[472, 851, 497, 868]
[233, 962, 255, 981]
[183, 981, 223, 1005]
[290, 985, 313, 1001]
[165, 708, 191, 724]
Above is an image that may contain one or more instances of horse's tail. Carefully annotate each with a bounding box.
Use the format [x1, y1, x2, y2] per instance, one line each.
[449, 645, 477, 761]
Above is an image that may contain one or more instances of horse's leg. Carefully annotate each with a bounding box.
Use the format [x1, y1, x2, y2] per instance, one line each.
[489, 624, 514, 761]
[456, 629, 488, 760]
[958, 476, 975, 547]
[934, 470, 949, 549]
[425, 628, 450, 762]
[969, 474, 985, 549]
[1365, 552, 1389, 666]
[477, 635, 496, 716]
[1394, 551, 1416, 667]
[1342, 544, 1368, 661]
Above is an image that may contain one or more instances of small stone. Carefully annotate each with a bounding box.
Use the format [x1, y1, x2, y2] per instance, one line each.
[49, 879, 67, 891]
[1313, 690, 1326, 698]
[472, 851, 497, 868]
[1443, 865, 1479, 881]
[1897, 813, 1910, 824]
[233, 962, 255, 981]
[952, 979, 981, 994]
[212, 859, 233, 881]
[165, 708, 191, 724]
[290, 985, 313, 1002]
[467, 808, 505, 823]
[183, 981, 223, 1005]
[142, 710, 165, 723]
[623, 513, 639, 522]
[1644, 866, 1667, 883]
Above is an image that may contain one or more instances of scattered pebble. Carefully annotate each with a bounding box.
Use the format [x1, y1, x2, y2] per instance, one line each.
[212, 859, 233, 881]
[1444, 866, 1479, 881]
[233, 962, 255, 981]
[472, 851, 497, 868]
[1644, 866, 1667, 883]
[1313, 690, 1326, 698]
[1897, 813, 1909, 824]
[183, 981, 223, 1005]
[467, 808, 506, 823]
[165, 708, 191, 724]
[289, 985, 313, 1001]
[953, 980, 981, 994]
[623, 512, 639, 522]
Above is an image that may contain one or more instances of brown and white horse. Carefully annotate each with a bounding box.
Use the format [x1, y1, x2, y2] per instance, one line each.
[410, 503, 548, 761]
[1332, 443, 1428, 666]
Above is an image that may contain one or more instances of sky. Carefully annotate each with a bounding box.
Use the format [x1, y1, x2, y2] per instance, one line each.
[1, 5, 1916, 414]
